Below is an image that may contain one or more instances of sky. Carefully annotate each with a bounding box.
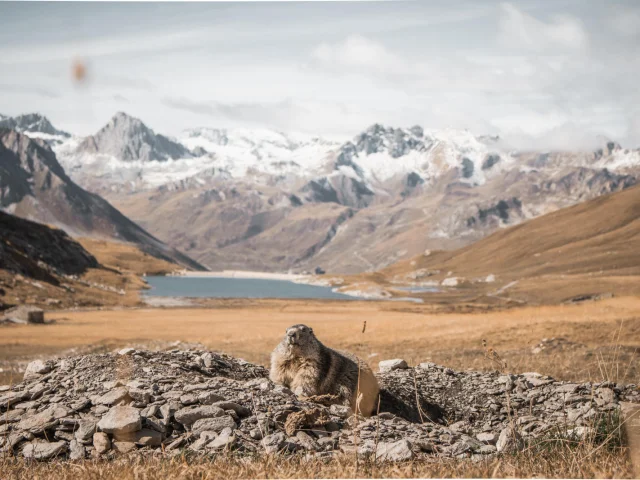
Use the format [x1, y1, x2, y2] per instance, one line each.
[0, 0, 638, 149]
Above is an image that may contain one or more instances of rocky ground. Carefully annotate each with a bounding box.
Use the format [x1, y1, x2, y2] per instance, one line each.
[0, 349, 638, 462]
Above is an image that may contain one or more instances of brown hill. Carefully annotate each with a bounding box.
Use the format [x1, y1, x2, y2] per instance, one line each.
[0, 212, 178, 311]
[353, 183, 640, 304]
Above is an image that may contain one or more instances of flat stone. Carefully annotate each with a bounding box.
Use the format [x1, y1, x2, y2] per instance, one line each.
[378, 359, 408, 372]
[376, 439, 414, 461]
[0, 409, 24, 425]
[17, 407, 58, 434]
[118, 348, 136, 356]
[192, 415, 236, 436]
[93, 432, 111, 454]
[476, 432, 498, 444]
[175, 405, 225, 426]
[97, 406, 141, 434]
[208, 427, 236, 450]
[22, 440, 67, 460]
[198, 391, 225, 405]
[113, 441, 137, 453]
[211, 401, 251, 417]
[115, 428, 163, 447]
[96, 387, 131, 405]
[0, 391, 29, 408]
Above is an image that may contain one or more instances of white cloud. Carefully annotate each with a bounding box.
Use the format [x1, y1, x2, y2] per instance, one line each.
[498, 3, 589, 52]
[312, 35, 409, 75]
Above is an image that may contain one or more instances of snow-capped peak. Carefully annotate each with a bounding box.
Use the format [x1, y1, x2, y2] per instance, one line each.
[0, 113, 70, 140]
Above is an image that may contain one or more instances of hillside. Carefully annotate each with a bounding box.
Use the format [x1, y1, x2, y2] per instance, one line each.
[352, 184, 640, 304]
[0, 212, 183, 311]
[0, 129, 206, 271]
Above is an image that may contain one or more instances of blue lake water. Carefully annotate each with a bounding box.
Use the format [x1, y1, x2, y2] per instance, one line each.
[144, 276, 356, 300]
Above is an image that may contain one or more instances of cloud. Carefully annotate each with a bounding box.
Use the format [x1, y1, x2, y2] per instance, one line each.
[312, 35, 408, 75]
[607, 5, 640, 39]
[0, 83, 60, 99]
[498, 3, 589, 52]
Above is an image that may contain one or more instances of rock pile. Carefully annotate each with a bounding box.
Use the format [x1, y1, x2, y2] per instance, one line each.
[1, 349, 637, 462]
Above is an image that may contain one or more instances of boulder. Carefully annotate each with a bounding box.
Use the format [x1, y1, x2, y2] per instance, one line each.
[97, 406, 141, 434]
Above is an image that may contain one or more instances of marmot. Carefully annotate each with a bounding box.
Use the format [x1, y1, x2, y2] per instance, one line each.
[270, 324, 379, 417]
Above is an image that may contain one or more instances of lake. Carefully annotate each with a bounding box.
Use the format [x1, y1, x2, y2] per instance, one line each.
[144, 276, 356, 300]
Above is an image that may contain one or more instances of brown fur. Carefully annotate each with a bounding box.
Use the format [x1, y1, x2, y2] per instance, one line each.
[270, 324, 379, 416]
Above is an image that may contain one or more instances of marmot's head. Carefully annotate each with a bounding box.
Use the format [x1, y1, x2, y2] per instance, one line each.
[282, 324, 318, 353]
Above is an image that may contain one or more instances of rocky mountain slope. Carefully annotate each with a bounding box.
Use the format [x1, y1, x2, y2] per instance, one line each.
[353, 183, 640, 304]
[0, 113, 70, 142]
[0, 211, 98, 285]
[9, 112, 640, 273]
[77, 112, 191, 162]
[1, 349, 636, 461]
[0, 129, 205, 271]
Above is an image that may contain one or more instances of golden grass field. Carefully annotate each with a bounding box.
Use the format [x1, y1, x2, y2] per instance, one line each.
[1, 297, 639, 478]
[2, 296, 638, 386]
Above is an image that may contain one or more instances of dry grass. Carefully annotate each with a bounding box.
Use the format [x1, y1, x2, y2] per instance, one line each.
[0, 440, 634, 479]
[77, 238, 180, 276]
[1, 296, 638, 385]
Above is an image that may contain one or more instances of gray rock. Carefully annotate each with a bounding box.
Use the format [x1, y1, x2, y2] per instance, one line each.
[97, 406, 141, 434]
[476, 432, 498, 444]
[175, 405, 225, 426]
[129, 388, 151, 404]
[24, 359, 52, 377]
[212, 401, 251, 417]
[75, 420, 97, 443]
[69, 440, 85, 460]
[295, 431, 319, 451]
[115, 428, 163, 447]
[329, 404, 351, 418]
[17, 407, 58, 434]
[192, 415, 236, 436]
[118, 348, 136, 356]
[376, 439, 414, 461]
[0, 409, 24, 425]
[22, 440, 67, 460]
[96, 387, 130, 405]
[113, 441, 137, 454]
[93, 432, 111, 454]
[378, 359, 408, 372]
[262, 432, 286, 454]
[496, 426, 524, 453]
[198, 391, 225, 405]
[208, 427, 236, 450]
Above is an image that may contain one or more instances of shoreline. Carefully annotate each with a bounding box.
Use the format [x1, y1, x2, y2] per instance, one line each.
[169, 270, 312, 282]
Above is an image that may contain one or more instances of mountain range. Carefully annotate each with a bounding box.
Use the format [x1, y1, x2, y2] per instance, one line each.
[2, 111, 639, 273]
[0, 125, 205, 271]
